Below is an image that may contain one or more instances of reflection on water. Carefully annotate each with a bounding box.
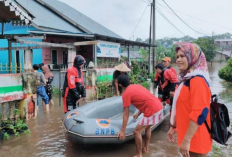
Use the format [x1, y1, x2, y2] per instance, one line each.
[0, 62, 231, 157]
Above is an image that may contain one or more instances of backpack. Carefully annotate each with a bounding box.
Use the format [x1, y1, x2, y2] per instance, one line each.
[185, 75, 232, 145]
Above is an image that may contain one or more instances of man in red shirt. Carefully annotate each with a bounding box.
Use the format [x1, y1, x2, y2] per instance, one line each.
[117, 75, 163, 157]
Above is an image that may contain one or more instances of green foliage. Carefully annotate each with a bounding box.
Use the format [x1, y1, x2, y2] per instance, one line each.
[52, 87, 60, 96]
[193, 37, 217, 61]
[14, 109, 20, 116]
[131, 60, 141, 75]
[139, 49, 149, 62]
[211, 144, 226, 157]
[141, 81, 149, 89]
[96, 78, 113, 99]
[219, 82, 232, 102]
[156, 44, 166, 63]
[3, 132, 9, 140]
[149, 73, 155, 82]
[218, 58, 232, 82]
[0, 109, 30, 141]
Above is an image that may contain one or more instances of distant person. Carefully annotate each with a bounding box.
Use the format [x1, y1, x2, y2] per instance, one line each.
[168, 42, 212, 157]
[154, 63, 177, 110]
[62, 55, 86, 113]
[112, 63, 131, 96]
[162, 57, 177, 75]
[41, 64, 54, 106]
[117, 75, 163, 157]
[33, 64, 49, 111]
[154, 57, 177, 105]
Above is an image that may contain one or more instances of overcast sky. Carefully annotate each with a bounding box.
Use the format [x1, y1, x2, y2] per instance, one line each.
[59, 0, 232, 40]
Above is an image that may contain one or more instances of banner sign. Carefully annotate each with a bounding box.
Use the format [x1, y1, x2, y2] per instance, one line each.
[96, 40, 121, 58]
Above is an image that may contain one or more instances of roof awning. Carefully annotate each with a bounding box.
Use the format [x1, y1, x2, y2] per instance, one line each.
[0, 0, 34, 25]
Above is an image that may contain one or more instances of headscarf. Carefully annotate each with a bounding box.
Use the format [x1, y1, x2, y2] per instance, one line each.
[170, 42, 210, 125]
[41, 65, 54, 79]
[176, 42, 210, 83]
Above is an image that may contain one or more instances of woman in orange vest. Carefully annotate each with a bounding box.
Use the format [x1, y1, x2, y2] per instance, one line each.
[167, 42, 212, 157]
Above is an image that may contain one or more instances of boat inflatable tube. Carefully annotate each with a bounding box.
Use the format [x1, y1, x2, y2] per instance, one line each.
[63, 96, 170, 144]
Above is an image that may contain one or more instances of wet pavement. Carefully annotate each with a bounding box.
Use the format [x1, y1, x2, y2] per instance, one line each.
[0, 62, 231, 157]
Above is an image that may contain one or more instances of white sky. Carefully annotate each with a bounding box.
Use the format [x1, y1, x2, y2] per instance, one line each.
[59, 0, 232, 40]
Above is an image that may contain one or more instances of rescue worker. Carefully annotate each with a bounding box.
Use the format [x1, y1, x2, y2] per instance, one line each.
[154, 57, 177, 106]
[155, 63, 177, 110]
[62, 55, 86, 113]
[162, 57, 177, 75]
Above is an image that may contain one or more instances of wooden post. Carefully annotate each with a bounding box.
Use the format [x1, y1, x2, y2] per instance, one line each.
[68, 48, 76, 68]
[24, 49, 33, 72]
[1, 103, 8, 121]
[127, 45, 130, 62]
[8, 40, 12, 73]
[1, 22, 4, 35]
[8, 102, 15, 121]
[59, 65, 61, 106]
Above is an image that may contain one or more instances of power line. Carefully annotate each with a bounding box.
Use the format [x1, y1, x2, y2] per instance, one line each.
[139, 0, 150, 4]
[129, 5, 149, 40]
[162, 0, 209, 36]
[156, 2, 232, 31]
[157, 6, 212, 35]
[155, 6, 185, 36]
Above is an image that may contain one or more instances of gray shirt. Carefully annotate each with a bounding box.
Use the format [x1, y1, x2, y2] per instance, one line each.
[35, 72, 46, 87]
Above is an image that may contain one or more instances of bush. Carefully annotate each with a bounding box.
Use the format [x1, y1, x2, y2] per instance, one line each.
[218, 58, 232, 82]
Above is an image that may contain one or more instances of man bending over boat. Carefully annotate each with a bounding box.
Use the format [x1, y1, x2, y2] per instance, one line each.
[117, 75, 163, 157]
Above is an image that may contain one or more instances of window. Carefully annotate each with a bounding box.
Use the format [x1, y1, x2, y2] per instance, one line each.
[51, 50, 58, 64]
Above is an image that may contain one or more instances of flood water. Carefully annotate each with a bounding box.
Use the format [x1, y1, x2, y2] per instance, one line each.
[0, 62, 231, 157]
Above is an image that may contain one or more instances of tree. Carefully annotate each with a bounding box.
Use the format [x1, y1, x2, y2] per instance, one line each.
[135, 38, 143, 42]
[193, 37, 217, 61]
[218, 57, 232, 82]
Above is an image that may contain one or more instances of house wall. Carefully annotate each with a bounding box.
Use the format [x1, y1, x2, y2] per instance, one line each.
[0, 24, 42, 74]
[0, 39, 42, 74]
[42, 35, 94, 65]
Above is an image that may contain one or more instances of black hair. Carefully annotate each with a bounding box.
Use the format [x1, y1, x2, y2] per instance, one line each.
[155, 63, 165, 70]
[33, 64, 39, 70]
[38, 63, 44, 70]
[117, 75, 130, 87]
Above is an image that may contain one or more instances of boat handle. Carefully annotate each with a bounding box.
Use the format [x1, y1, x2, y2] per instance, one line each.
[73, 119, 84, 123]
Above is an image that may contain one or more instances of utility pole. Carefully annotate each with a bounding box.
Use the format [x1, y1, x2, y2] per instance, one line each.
[152, 0, 156, 73]
[148, 2, 153, 74]
[211, 32, 213, 66]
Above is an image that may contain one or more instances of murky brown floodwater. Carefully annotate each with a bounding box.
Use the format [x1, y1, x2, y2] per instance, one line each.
[0, 62, 231, 157]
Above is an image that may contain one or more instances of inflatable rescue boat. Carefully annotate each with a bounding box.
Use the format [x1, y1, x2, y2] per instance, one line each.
[63, 96, 170, 144]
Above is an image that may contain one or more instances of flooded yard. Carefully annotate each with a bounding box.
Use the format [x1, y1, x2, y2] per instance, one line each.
[0, 62, 231, 157]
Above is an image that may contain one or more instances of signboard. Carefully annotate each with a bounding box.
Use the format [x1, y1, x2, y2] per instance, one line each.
[96, 40, 121, 58]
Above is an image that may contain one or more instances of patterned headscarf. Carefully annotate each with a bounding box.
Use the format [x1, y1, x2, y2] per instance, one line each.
[175, 42, 210, 83]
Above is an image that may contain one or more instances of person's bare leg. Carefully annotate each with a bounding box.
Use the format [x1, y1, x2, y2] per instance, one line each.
[45, 104, 49, 112]
[50, 99, 54, 106]
[42, 100, 45, 106]
[142, 126, 151, 153]
[133, 125, 147, 157]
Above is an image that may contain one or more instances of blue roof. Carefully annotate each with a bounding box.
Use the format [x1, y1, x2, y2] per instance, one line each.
[16, 0, 84, 33]
[15, 0, 122, 39]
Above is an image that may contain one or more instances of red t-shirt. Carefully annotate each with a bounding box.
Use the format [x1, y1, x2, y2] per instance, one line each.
[122, 84, 163, 117]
